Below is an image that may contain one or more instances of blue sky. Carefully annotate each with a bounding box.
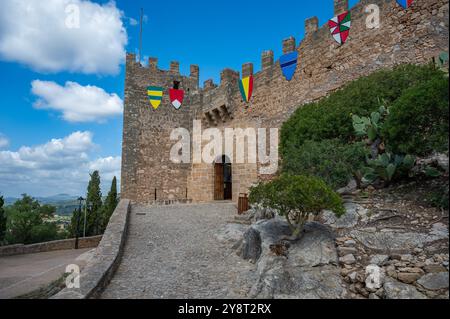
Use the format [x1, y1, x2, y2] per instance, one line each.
[0, 0, 359, 197]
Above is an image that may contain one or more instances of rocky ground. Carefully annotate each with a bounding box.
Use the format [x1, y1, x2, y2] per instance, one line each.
[325, 181, 449, 299]
[218, 179, 449, 299]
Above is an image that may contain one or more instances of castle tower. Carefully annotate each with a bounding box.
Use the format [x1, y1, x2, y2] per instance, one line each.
[121, 54, 200, 202]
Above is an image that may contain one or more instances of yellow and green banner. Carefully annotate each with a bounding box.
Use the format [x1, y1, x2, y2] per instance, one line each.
[147, 86, 164, 110]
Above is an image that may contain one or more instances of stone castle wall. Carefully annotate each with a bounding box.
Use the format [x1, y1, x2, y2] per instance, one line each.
[121, 0, 449, 203]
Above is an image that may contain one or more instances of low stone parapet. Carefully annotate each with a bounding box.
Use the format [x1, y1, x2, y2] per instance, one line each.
[0, 236, 102, 257]
[52, 199, 131, 299]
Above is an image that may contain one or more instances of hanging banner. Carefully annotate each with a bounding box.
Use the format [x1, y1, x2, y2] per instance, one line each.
[169, 88, 184, 110]
[396, 0, 413, 9]
[147, 86, 164, 110]
[280, 51, 298, 81]
[239, 75, 253, 103]
[328, 11, 351, 45]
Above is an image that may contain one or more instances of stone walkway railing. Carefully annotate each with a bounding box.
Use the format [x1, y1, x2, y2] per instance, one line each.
[52, 199, 131, 299]
[0, 236, 102, 257]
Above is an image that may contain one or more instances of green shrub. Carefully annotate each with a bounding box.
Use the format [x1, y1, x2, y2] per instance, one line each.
[282, 139, 368, 189]
[249, 174, 345, 238]
[4, 194, 58, 245]
[29, 223, 60, 244]
[352, 103, 389, 142]
[280, 64, 445, 155]
[362, 153, 416, 185]
[426, 183, 449, 210]
[383, 77, 449, 156]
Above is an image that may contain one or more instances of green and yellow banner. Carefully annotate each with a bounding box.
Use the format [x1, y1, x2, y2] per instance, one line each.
[147, 86, 164, 110]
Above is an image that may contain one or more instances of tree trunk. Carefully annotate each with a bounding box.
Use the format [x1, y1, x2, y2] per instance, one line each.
[283, 214, 307, 242]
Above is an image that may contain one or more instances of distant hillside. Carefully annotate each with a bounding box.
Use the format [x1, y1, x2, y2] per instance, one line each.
[36, 194, 78, 204]
[3, 194, 120, 216]
[4, 194, 77, 205]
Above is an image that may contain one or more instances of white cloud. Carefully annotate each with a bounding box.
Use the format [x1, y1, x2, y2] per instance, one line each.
[31, 80, 123, 122]
[0, 0, 127, 75]
[128, 17, 138, 26]
[0, 134, 9, 148]
[0, 131, 121, 197]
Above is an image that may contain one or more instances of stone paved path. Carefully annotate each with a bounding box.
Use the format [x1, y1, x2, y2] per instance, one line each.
[101, 202, 253, 299]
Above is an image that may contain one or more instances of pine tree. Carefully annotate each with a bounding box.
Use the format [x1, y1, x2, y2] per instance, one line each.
[101, 176, 118, 233]
[86, 171, 102, 236]
[68, 208, 81, 238]
[0, 196, 7, 243]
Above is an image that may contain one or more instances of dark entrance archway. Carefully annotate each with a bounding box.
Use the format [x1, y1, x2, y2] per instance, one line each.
[214, 155, 232, 200]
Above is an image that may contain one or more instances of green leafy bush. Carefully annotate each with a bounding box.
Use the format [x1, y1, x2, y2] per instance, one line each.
[282, 139, 368, 189]
[352, 104, 389, 142]
[383, 76, 449, 156]
[280, 64, 445, 155]
[4, 194, 58, 245]
[426, 183, 449, 210]
[249, 175, 345, 238]
[29, 223, 60, 244]
[362, 153, 415, 185]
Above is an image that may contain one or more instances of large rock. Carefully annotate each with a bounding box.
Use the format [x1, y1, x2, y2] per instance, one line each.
[350, 223, 448, 254]
[339, 254, 356, 265]
[423, 264, 447, 273]
[236, 205, 276, 224]
[321, 202, 367, 229]
[384, 280, 427, 299]
[397, 272, 421, 284]
[415, 153, 449, 173]
[365, 265, 385, 290]
[238, 227, 262, 263]
[241, 218, 346, 299]
[251, 207, 276, 222]
[370, 254, 389, 266]
[417, 272, 449, 291]
[236, 217, 291, 262]
[337, 179, 358, 195]
[428, 223, 449, 238]
[215, 223, 248, 245]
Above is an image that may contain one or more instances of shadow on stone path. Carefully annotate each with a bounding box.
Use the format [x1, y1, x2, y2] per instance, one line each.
[101, 202, 253, 299]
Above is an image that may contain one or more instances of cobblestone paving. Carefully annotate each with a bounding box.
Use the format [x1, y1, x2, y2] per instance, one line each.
[101, 202, 253, 299]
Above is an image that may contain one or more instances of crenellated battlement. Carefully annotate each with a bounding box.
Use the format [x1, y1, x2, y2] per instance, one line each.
[126, 0, 446, 101]
[125, 53, 200, 91]
[124, 0, 351, 94]
[121, 0, 449, 204]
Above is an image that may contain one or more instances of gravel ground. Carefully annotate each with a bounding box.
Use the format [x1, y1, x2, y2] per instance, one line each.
[101, 202, 253, 299]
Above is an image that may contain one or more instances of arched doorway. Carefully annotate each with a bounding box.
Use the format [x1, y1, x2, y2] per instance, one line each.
[214, 155, 232, 200]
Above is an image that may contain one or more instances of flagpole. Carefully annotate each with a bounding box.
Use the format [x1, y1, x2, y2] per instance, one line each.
[139, 8, 143, 64]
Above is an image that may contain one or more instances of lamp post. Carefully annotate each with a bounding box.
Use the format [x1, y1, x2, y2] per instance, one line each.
[74, 196, 84, 249]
